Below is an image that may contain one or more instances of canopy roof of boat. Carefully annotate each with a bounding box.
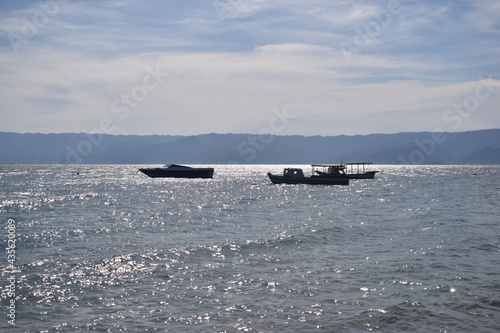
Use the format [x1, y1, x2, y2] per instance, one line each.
[311, 164, 345, 168]
[344, 162, 373, 165]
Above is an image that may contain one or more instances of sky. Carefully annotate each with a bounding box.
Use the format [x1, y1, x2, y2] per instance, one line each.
[0, 0, 499, 136]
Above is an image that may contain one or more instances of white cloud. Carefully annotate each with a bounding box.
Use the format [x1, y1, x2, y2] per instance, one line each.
[254, 43, 332, 55]
[0, 0, 498, 136]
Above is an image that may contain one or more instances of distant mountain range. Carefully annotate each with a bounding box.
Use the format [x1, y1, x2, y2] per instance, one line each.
[1, 129, 499, 164]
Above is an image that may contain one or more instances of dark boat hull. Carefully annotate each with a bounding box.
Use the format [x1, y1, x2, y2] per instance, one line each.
[267, 173, 349, 185]
[139, 168, 214, 178]
[347, 171, 379, 179]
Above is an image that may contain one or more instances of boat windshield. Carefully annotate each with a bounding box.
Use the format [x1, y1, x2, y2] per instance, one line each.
[162, 164, 190, 169]
[327, 167, 345, 175]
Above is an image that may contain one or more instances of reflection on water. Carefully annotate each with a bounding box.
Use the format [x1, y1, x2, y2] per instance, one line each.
[0, 165, 499, 332]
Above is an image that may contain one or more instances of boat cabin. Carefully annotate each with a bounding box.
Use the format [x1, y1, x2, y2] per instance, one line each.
[283, 168, 305, 177]
[312, 164, 347, 176]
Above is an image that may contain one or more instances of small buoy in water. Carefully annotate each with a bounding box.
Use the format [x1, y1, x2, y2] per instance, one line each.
[76, 172, 80, 175]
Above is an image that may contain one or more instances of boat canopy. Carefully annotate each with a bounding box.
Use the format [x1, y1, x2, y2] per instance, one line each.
[344, 162, 373, 165]
[343, 162, 374, 174]
[311, 164, 345, 168]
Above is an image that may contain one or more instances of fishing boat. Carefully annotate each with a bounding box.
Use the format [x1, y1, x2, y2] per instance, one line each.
[138, 164, 214, 178]
[344, 162, 379, 179]
[267, 165, 349, 185]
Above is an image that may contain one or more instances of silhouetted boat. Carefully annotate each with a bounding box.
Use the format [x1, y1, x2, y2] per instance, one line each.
[344, 162, 379, 179]
[139, 164, 214, 178]
[267, 165, 349, 185]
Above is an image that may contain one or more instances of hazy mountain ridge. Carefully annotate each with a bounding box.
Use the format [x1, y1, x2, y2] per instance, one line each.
[0, 129, 499, 164]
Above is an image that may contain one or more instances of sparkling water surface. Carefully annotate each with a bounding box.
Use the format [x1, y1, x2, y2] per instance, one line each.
[1, 164, 499, 332]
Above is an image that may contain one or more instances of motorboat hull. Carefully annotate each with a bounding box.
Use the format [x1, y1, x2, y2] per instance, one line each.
[347, 171, 379, 179]
[139, 166, 214, 178]
[267, 173, 349, 185]
[344, 163, 379, 179]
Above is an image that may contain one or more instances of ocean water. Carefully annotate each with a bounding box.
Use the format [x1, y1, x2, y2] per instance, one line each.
[1, 164, 499, 332]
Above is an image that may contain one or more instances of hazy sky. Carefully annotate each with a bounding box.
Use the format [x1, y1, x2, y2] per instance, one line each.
[1, 0, 499, 136]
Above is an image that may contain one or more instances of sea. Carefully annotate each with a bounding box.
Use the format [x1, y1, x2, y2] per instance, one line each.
[1, 164, 499, 332]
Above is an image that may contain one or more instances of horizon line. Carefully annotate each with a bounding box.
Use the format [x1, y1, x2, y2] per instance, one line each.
[1, 128, 499, 138]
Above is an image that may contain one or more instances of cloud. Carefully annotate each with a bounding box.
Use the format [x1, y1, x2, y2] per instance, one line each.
[254, 43, 332, 55]
[0, 0, 498, 136]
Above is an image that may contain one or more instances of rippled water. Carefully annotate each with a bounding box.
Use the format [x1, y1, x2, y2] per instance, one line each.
[1, 164, 499, 332]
